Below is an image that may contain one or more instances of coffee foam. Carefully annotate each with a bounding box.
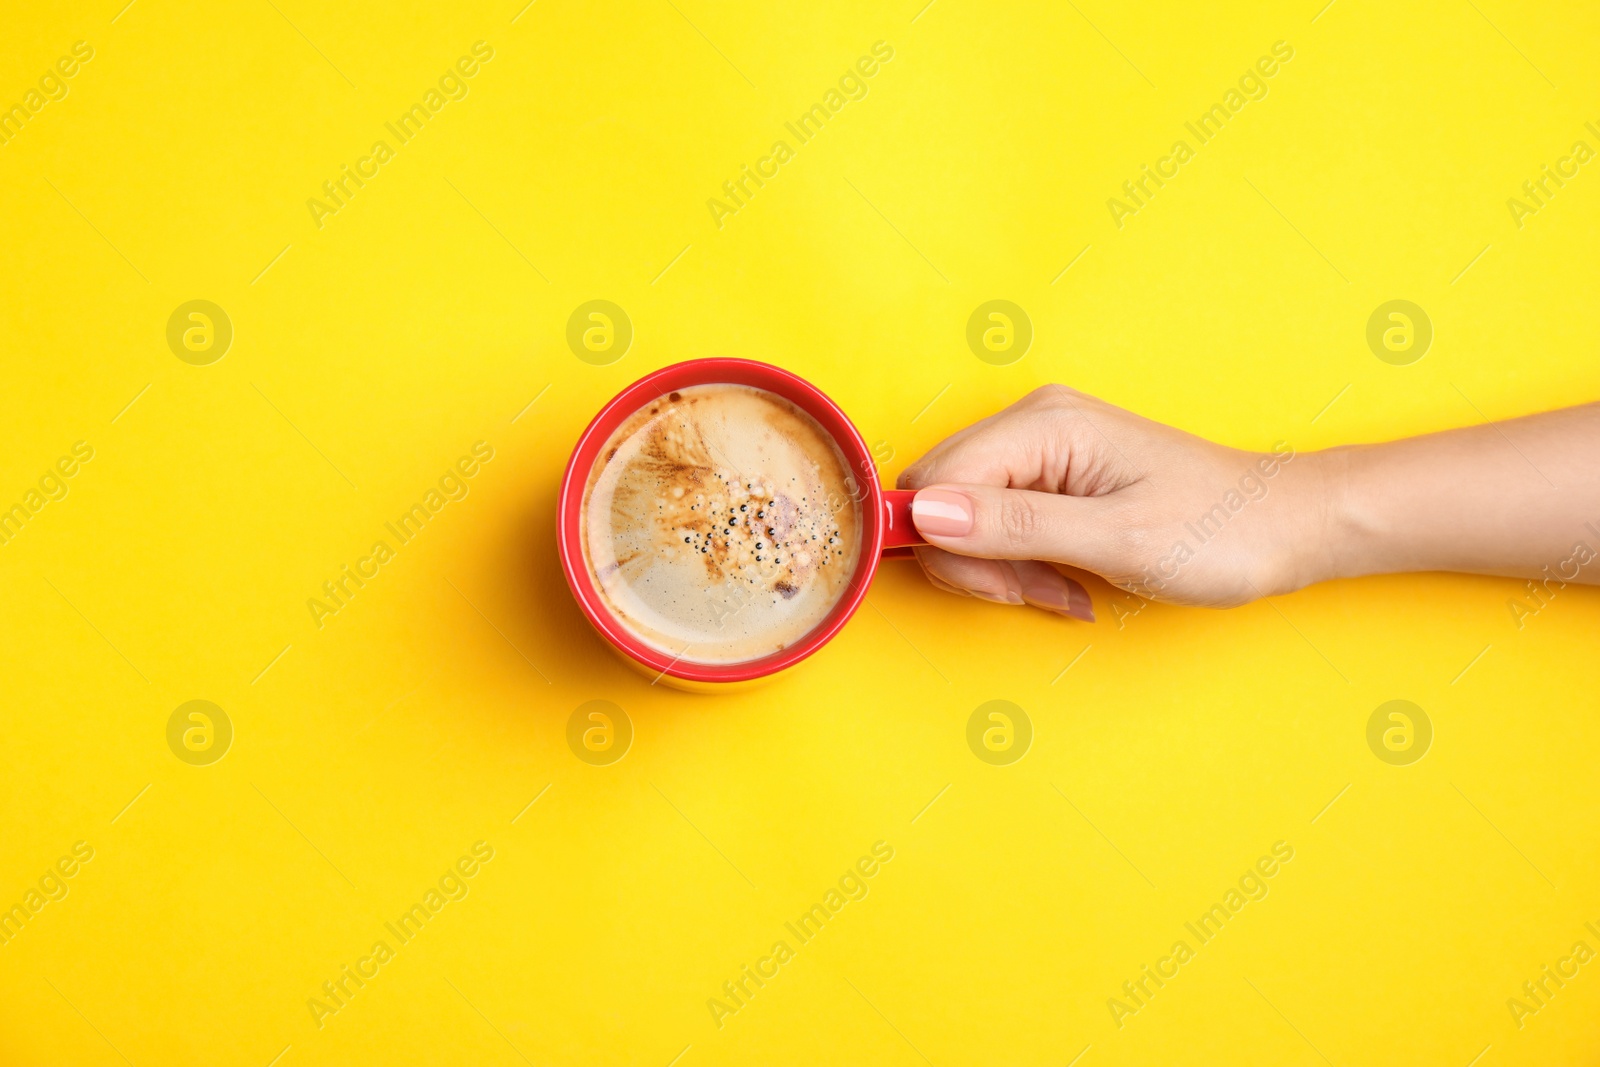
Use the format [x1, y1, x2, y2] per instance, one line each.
[580, 383, 862, 665]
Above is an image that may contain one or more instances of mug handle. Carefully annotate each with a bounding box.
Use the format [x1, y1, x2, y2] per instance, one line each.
[880, 489, 926, 559]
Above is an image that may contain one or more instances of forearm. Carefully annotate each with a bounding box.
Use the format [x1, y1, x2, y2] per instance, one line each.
[1303, 403, 1600, 586]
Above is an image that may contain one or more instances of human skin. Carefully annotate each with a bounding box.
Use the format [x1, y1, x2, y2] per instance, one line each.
[900, 385, 1600, 621]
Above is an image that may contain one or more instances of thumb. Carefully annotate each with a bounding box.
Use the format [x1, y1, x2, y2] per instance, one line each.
[910, 484, 1124, 574]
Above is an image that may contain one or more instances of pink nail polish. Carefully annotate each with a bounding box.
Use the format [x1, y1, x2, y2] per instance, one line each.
[911, 489, 974, 537]
[1022, 584, 1095, 622]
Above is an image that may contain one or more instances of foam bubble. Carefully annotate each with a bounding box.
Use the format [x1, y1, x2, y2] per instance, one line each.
[581, 384, 862, 665]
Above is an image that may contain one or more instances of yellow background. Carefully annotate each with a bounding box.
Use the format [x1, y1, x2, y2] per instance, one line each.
[3, 0, 1598, 1063]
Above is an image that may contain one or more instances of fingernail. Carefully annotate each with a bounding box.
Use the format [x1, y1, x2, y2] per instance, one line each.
[926, 575, 974, 597]
[973, 588, 1020, 605]
[911, 488, 974, 537]
[1022, 582, 1095, 622]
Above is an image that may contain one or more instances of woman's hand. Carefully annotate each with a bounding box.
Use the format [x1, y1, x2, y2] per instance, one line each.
[899, 385, 1335, 618]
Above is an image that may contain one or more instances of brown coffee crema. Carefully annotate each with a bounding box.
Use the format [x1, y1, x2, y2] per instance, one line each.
[580, 384, 862, 665]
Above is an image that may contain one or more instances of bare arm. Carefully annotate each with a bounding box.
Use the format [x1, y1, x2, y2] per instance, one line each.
[1314, 403, 1600, 587]
[897, 388, 1600, 621]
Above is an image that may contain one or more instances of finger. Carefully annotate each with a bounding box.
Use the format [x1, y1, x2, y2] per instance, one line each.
[916, 549, 1095, 621]
[898, 402, 1049, 491]
[898, 386, 1148, 503]
[1009, 559, 1095, 621]
[897, 393, 1047, 491]
[911, 483, 1127, 575]
[915, 546, 1021, 604]
[919, 564, 973, 598]
[918, 548, 1090, 616]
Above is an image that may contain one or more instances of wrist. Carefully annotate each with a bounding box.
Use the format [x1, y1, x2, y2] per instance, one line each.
[1273, 446, 1356, 593]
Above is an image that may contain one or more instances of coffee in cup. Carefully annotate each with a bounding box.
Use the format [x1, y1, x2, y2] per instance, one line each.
[579, 383, 863, 665]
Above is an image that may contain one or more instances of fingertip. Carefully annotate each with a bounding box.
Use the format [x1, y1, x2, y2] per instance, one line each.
[1012, 561, 1095, 622]
[1021, 594, 1094, 622]
[924, 572, 974, 598]
[1066, 579, 1095, 622]
[915, 548, 1023, 605]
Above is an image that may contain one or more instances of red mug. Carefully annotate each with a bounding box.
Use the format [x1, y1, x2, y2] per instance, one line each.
[557, 358, 927, 688]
